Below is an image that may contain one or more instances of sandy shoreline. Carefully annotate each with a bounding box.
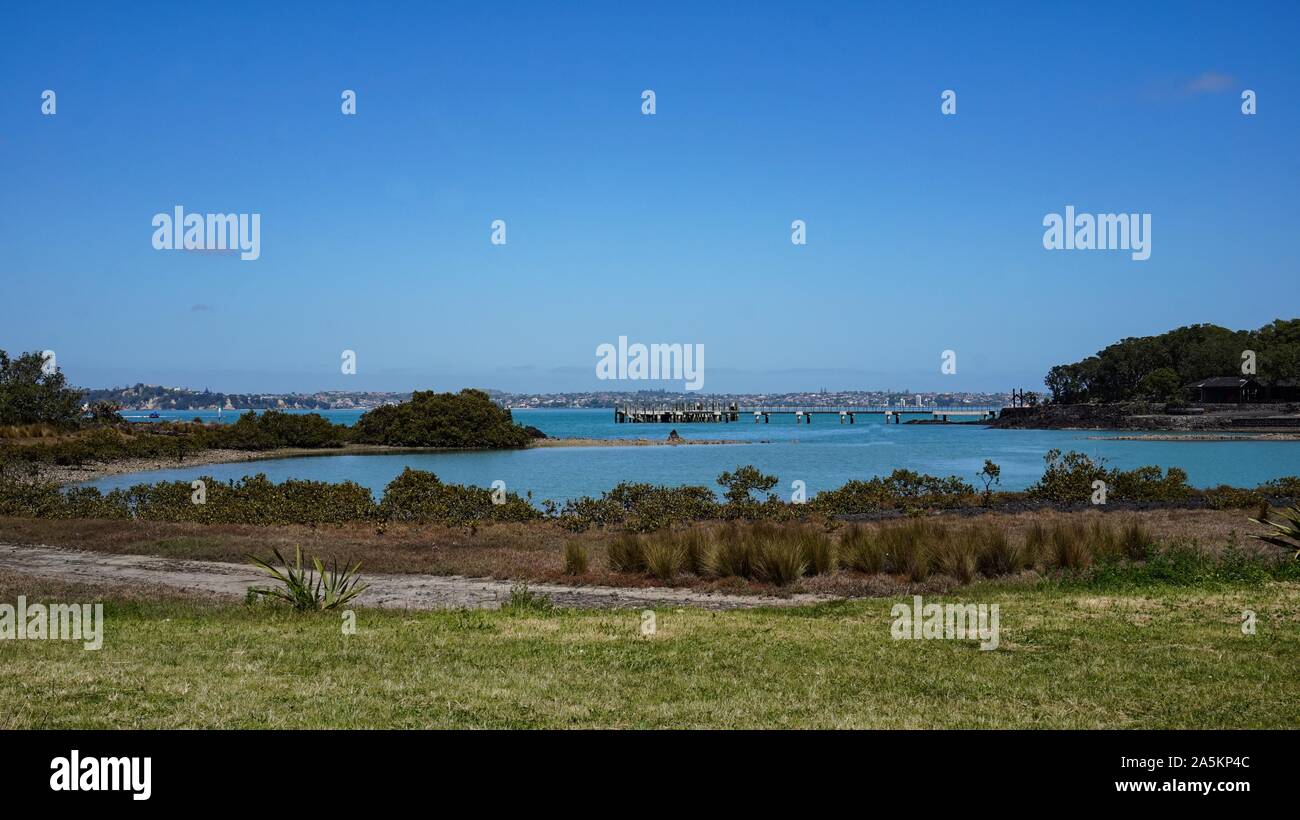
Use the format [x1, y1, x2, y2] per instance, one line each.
[39, 437, 757, 485]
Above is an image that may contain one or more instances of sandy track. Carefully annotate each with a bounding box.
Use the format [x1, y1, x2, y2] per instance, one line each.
[0, 543, 827, 611]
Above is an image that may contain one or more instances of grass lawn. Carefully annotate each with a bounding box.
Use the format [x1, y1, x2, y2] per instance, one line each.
[2, 572, 1296, 729]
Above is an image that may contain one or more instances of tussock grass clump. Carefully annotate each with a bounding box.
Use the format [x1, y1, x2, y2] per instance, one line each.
[1119, 518, 1153, 561]
[880, 519, 943, 582]
[562, 542, 588, 576]
[1051, 521, 1093, 571]
[749, 534, 807, 585]
[797, 529, 837, 575]
[605, 514, 1169, 587]
[973, 525, 1026, 576]
[933, 527, 979, 584]
[674, 529, 710, 576]
[642, 538, 689, 581]
[606, 533, 645, 573]
[838, 524, 886, 573]
[703, 524, 753, 578]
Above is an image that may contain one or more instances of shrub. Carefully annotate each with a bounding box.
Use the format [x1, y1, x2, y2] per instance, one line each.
[214, 410, 349, 450]
[1029, 450, 1193, 503]
[811, 469, 975, 515]
[555, 482, 719, 532]
[353, 389, 533, 449]
[1028, 450, 1109, 503]
[378, 468, 539, 525]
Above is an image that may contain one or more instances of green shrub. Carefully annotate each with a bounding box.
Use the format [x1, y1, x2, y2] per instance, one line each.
[378, 468, 538, 525]
[811, 469, 976, 515]
[353, 389, 533, 449]
[214, 410, 349, 450]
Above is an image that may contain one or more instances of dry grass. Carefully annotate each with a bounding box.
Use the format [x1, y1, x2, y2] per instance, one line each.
[0, 507, 1281, 596]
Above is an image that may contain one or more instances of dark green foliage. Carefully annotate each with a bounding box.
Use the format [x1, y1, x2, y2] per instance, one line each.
[0, 350, 84, 427]
[215, 410, 349, 450]
[553, 482, 720, 532]
[810, 469, 976, 515]
[1027, 449, 1193, 503]
[1043, 319, 1300, 403]
[352, 389, 532, 448]
[1249, 504, 1300, 559]
[246, 545, 369, 611]
[716, 465, 779, 505]
[378, 467, 539, 525]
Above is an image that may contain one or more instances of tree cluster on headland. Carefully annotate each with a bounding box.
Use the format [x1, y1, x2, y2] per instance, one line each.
[1043, 320, 1300, 404]
[0, 350, 538, 467]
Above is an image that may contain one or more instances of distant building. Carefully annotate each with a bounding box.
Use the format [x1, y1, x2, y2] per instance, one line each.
[1185, 376, 1262, 403]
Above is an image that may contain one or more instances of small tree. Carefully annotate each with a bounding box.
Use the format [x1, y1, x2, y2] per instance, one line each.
[717, 465, 779, 505]
[978, 459, 1001, 506]
[0, 350, 84, 427]
[87, 400, 123, 424]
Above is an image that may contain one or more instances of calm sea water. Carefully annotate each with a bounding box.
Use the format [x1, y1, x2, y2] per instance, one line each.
[90, 408, 1298, 502]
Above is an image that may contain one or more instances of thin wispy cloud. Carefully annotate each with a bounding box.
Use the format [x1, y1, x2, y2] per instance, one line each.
[1183, 71, 1235, 95]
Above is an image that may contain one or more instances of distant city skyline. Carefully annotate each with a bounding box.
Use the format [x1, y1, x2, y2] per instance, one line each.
[3, 2, 1297, 394]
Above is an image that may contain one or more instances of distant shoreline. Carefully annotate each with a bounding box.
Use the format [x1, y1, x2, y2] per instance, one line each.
[529, 437, 754, 448]
[1088, 433, 1300, 442]
[44, 436, 758, 485]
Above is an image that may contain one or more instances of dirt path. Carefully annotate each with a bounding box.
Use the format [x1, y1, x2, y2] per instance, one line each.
[0, 543, 828, 611]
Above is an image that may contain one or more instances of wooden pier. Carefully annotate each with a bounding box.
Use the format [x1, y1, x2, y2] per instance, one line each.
[613, 402, 1002, 424]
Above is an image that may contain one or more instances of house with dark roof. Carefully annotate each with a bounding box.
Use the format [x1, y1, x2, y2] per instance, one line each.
[1185, 376, 1262, 403]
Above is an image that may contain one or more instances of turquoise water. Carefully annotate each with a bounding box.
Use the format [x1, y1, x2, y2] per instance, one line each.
[85, 409, 1299, 503]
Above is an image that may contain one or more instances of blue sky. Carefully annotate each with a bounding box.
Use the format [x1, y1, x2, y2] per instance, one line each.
[2, 1, 1297, 394]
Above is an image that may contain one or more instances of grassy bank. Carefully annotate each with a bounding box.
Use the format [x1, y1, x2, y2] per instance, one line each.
[1, 572, 1295, 728]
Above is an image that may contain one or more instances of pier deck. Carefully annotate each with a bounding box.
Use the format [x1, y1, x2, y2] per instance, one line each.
[613, 403, 1002, 424]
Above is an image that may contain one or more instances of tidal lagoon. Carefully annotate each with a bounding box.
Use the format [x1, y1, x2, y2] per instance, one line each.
[88, 408, 1299, 502]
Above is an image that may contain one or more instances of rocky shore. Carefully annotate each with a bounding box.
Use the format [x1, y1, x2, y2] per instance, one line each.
[987, 402, 1300, 431]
